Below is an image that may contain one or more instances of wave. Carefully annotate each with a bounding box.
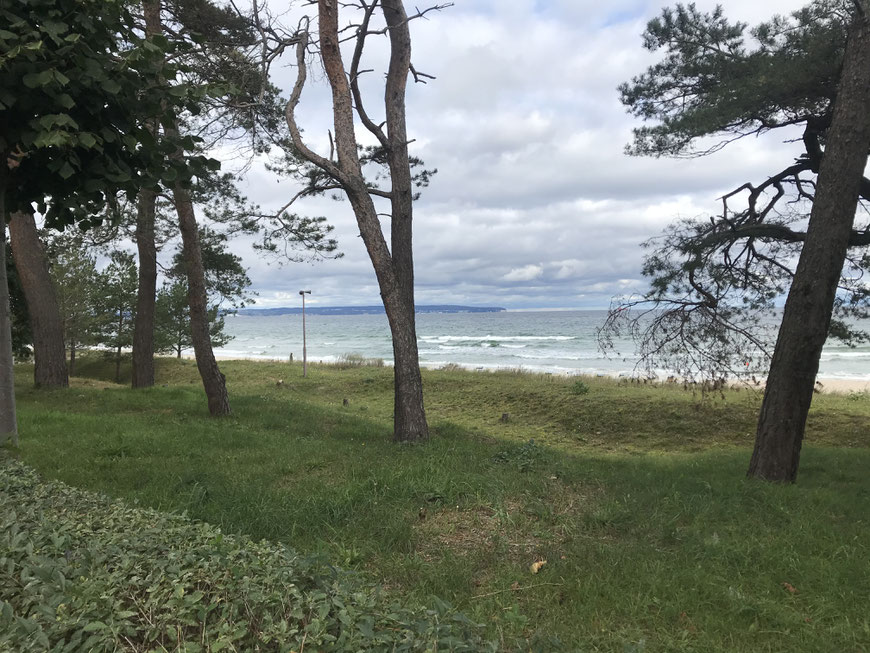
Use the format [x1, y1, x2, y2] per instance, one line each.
[419, 334, 575, 343]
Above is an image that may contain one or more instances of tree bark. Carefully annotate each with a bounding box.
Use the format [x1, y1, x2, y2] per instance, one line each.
[170, 179, 231, 416]
[69, 339, 76, 376]
[748, 14, 870, 482]
[8, 212, 69, 388]
[0, 208, 18, 445]
[315, 0, 428, 441]
[132, 189, 157, 388]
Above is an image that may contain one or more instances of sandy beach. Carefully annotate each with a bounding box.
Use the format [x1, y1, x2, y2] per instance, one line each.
[815, 378, 870, 394]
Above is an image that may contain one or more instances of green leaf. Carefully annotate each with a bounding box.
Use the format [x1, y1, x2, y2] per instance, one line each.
[78, 132, 96, 148]
[22, 70, 53, 88]
[58, 161, 75, 179]
[101, 79, 121, 94]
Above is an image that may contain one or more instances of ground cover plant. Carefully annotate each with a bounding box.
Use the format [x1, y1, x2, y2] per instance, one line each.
[5, 356, 870, 651]
[0, 459, 490, 652]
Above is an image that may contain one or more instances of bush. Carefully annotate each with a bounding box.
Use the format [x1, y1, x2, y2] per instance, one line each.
[333, 353, 385, 368]
[0, 459, 493, 652]
[569, 379, 590, 395]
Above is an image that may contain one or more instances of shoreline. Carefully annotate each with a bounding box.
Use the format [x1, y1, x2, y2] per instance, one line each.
[185, 354, 870, 394]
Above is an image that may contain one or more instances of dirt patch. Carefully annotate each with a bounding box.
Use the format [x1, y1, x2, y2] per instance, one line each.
[414, 500, 545, 562]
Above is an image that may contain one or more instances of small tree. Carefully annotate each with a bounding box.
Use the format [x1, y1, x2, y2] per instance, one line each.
[154, 280, 230, 358]
[47, 237, 101, 376]
[155, 226, 249, 359]
[97, 251, 139, 382]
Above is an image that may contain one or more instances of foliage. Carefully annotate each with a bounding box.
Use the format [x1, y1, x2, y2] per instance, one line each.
[154, 279, 230, 358]
[569, 379, 589, 395]
[169, 226, 252, 310]
[0, 458, 493, 652]
[334, 352, 385, 368]
[603, 0, 870, 380]
[0, 0, 216, 228]
[96, 250, 138, 362]
[46, 234, 101, 356]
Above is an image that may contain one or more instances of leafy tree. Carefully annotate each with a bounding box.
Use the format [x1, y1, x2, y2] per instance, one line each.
[0, 0, 215, 443]
[97, 251, 138, 382]
[604, 0, 870, 481]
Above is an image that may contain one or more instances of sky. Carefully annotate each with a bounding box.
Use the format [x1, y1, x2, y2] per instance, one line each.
[227, 0, 804, 310]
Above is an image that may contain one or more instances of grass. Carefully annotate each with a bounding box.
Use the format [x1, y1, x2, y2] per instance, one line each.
[6, 355, 870, 651]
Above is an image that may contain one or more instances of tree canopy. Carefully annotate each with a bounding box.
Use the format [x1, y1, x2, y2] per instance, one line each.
[0, 0, 216, 228]
[602, 0, 870, 382]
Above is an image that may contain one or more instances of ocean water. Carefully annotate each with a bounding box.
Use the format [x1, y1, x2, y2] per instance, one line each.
[215, 310, 870, 380]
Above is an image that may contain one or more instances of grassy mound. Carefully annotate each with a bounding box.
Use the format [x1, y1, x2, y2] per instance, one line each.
[0, 459, 492, 652]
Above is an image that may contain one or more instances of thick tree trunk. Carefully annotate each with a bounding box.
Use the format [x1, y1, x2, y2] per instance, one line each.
[69, 340, 76, 376]
[0, 213, 18, 446]
[132, 189, 157, 388]
[315, 0, 428, 441]
[748, 16, 870, 482]
[171, 182, 231, 416]
[8, 212, 68, 388]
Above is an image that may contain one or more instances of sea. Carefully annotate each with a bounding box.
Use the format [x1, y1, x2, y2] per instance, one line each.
[214, 310, 870, 381]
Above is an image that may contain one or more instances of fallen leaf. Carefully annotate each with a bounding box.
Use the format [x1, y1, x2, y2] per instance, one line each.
[510, 581, 520, 591]
[530, 559, 547, 574]
[782, 582, 798, 595]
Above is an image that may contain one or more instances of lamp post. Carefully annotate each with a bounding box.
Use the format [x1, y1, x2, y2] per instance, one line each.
[299, 290, 311, 377]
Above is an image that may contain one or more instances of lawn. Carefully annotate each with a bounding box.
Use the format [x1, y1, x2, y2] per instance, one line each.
[6, 356, 870, 651]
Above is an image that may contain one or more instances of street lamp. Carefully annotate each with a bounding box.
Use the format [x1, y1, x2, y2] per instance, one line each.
[299, 290, 311, 377]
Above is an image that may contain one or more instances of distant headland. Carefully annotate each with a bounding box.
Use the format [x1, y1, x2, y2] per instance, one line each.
[235, 305, 506, 316]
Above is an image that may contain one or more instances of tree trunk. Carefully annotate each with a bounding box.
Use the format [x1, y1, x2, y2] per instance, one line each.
[115, 342, 122, 383]
[381, 0, 428, 441]
[0, 209, 19, 446]
[8, 211, 69, 388]
[748, 15, 870, 482]
[145, 0, 229, 415]
[171, 181, 231, 416]
[132, 189, 157, 388]
[315, 0, 428, 441]
[69, 340, 76, 376]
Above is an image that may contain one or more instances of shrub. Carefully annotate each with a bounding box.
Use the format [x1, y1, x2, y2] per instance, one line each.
[333, 353, 385, 368]
[569, 379, 590, 395]
[0, 459, 493, 652]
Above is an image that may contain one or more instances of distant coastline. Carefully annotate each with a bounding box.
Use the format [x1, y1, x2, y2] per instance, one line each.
[234, 305, 507, 317]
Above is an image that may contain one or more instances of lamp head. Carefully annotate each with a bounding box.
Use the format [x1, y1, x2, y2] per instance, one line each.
[299, 290, 311, 295]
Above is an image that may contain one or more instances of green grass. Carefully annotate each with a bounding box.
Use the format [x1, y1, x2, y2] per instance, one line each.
[7, 356, 870, 651]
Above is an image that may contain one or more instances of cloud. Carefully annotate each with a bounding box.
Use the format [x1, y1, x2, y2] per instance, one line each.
[503, 264, 545, 282]
[212, 0, 804, 310]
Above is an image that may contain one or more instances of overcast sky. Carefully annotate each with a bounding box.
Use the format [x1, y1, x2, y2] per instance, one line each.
[229, 0, 803, 310]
